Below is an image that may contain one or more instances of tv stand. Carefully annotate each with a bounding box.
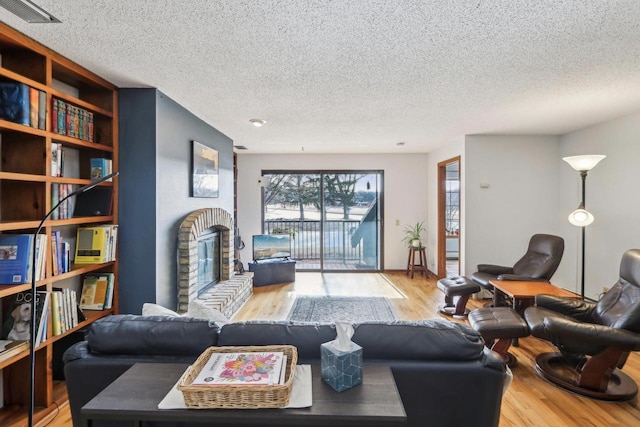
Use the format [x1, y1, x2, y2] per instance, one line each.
[248, 259, 296, 287]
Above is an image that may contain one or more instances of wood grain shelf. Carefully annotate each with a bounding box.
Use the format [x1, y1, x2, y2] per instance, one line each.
[0, 21, 119, 422]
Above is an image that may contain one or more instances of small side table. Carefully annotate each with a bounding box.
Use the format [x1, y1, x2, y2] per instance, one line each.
[406, 247, 427, 279]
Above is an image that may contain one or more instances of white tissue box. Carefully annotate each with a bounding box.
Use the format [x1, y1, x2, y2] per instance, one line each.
[320, 341, 363, 392]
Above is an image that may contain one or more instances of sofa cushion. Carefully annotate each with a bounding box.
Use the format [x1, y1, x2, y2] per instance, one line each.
[218, 321, 336, 359]
[87, 314, 219, 356]
[353, 320, 484, 360]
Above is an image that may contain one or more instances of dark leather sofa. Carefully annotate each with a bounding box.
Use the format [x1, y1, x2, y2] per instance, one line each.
[64, 315, 507, 427]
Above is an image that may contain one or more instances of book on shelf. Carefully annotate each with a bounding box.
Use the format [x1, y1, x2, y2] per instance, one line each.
[33, 234, 47, 282]
[0, 234, 45, 284]
[50, 291, 62, 336]
[90, 158, 113, 181]
[0, 81, 29, 126]
[61, 146, 80, 178]
[38, 89, 46, 130]
[50, 231, 70, 276]
[79, 274, 110, 310]
[0, 340, 29, 364]
[191, 351, 286, 386]
[102, 272, 115, 310]
[50, 287, 80, 335]
[50, 231, 59, 276]
[35, 291, 50, 346]
[51, 184, 78, 219]
[51, 143, 62, 177]
[51, 98, 95, 142]
[62, 241, 71, 273]
[74, 225, 117, 264]
[0, 234, 33, 285]
[0, 290, 49, 347]
[29, 87, 38, 128]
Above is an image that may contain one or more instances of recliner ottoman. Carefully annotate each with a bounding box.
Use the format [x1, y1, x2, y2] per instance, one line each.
[469, 307, 530, 367]
[437, 275, 481, 318]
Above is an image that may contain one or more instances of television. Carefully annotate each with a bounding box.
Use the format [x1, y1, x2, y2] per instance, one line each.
[252, 234, 292, 261]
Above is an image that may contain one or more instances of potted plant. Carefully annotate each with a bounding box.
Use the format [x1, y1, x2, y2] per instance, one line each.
[402, 221, 426, 248]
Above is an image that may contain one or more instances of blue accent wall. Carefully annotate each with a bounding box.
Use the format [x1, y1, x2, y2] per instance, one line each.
[118, 88, 233, 314]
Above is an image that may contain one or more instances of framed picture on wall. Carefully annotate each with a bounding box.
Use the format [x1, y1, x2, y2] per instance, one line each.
[191, 140, 219, 198]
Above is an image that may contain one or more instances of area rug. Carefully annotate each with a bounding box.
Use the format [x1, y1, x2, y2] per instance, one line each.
[287, 296, 396, 323]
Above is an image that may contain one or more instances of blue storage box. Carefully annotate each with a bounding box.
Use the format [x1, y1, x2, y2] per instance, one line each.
[320, 341, 363, 392]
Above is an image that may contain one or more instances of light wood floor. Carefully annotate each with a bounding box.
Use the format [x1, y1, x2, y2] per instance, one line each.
[39, 271, 640, 426]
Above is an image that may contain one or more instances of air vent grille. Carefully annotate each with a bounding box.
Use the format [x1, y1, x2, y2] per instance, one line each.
[0, 0, 61, 23]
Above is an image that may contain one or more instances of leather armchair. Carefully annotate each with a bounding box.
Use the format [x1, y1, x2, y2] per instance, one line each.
[471, 234, 565, 304]
[524, 249, 640, 401]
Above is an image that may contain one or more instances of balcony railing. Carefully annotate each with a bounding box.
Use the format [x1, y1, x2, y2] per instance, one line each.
[264, 219, 363, 262]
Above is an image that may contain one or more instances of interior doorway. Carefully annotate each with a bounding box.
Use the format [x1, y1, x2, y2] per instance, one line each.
[437, 157, 460, 278]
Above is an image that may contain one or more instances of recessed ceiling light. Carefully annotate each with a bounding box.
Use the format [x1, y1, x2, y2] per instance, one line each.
[249, 119, 266, 127]
[396, 142, 405, 146]
[234, 145, 248, 150]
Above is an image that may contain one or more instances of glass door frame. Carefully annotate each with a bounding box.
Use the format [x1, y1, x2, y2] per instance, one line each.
[261, 169, 384, 272]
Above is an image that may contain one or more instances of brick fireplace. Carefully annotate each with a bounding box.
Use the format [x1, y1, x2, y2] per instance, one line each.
[177, 208, 253, 317]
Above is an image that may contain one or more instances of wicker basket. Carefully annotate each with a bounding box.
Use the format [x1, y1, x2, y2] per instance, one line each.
[177, 345, 298, 409]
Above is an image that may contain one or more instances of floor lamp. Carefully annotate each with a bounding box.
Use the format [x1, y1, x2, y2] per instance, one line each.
[562, 155, 605, 298]
[28, 171, 118, 427]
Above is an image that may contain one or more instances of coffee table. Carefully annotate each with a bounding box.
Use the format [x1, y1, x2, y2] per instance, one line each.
[81, 363, 406, 426]
[489, 280, 581, 314]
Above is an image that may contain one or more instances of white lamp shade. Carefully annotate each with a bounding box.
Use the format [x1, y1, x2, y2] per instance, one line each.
[562, 155, 606, 171]
[568, 208, 594, 226]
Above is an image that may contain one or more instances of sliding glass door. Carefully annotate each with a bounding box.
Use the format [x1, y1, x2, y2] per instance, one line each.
[262, 171, 383, 271]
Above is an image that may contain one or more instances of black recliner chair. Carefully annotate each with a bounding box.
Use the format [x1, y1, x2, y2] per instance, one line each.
[471, 234, 565, 305]
[524, 249, 640, 401]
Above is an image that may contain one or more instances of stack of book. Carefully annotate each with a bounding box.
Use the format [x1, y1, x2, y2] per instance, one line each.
[0, 234, 47, 285]
[51, 184, 77, 220]
[90, 158, 113, 180]
[50, 288, 81, 336]
[50, 231, 71, 276]
[79, 273, 114, 310]
[74, 225, 118, 264]
[51, 97, 94, 142]
[50, 144, 80, 178]
[0, 81, 45, 130]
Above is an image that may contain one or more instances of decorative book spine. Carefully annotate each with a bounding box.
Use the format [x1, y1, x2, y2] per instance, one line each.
[29, 87, 38, 128]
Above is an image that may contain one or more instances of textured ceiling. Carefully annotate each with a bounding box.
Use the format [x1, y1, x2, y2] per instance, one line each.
[3, 1, 640, 153]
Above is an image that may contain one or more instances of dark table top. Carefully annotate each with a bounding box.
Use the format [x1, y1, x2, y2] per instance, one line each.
[81, 363, 406, 426]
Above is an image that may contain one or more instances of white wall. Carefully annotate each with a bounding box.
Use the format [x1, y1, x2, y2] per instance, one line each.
[464, 135, 563, 285]
[558, 110, 640, 299]
[426, 137, 464, 274]
[236, 153, 428, 270]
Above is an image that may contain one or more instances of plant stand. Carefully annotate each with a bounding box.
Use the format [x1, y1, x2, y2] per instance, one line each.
[406, 247, 427, 279]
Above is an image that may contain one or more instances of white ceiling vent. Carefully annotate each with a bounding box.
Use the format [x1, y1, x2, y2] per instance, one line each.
[0, 0, 61, 23]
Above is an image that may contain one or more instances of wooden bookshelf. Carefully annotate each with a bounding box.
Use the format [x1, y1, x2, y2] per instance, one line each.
[0, 22, 118, 423]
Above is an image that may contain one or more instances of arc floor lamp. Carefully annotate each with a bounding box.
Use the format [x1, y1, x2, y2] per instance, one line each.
[29, 171, 118, 427]
[562, 155, 605, 298]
